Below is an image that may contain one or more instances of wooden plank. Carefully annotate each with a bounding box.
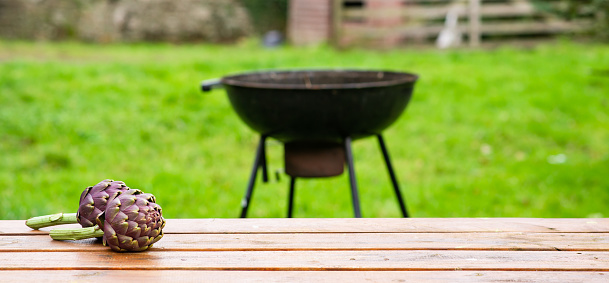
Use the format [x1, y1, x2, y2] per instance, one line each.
[1, 270, 608, 283]
[470, 0, 481, 47]
[342, 2, 542, 20]
[291, 1, 329, 12]
[342, 1, 582, 20]
[332, 0, 343, 46]
[480, 2, 538, 18]
[402, 0, 453, 3]
[1, 250, 608, 271]
[290, 18, 331, 28]
[166, 218, 609, 234]
[2, 233, 608, 252]
[342, 19, 588, 40]
[4, 218, 608, 235]
[479, 20, 590, 35]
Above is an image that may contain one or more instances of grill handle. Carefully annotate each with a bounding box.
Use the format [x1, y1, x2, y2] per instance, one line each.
[201, 79, 223, 92]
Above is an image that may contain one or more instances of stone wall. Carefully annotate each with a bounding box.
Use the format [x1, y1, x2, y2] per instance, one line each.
[0, 0, 252, 42]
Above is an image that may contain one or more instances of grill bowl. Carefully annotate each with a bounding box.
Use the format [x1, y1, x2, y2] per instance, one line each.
[210, 70, 418, 143]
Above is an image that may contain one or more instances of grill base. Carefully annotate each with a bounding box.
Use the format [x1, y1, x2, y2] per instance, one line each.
[284, 142, 345, 178]
[239, 134, 409, 218]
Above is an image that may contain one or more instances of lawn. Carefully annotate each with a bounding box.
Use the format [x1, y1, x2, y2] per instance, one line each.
[1, 40, 608, 219]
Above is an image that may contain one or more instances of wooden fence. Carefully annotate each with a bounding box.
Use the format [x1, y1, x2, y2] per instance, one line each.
[333, 0, 596, 48]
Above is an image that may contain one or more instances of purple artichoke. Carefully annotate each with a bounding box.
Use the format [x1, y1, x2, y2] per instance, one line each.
[77, 179, 129, 227]
[100, 189, 165, 252]
[25, 179, 128, 230]
[50, 189, 166, 252]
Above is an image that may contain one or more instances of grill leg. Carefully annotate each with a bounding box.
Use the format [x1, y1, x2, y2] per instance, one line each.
[377, 134, 409, 217]
[288, 177, 296, 218]
[240, 135, 266, 218]
[344, 137, 362, 218]
[261, 137, 269, 183]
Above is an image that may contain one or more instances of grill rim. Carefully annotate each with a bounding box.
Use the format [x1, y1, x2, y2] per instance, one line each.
[221, 69, 419, 90]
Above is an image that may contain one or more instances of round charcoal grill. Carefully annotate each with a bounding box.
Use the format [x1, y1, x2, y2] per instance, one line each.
[201, 70, 418, 218]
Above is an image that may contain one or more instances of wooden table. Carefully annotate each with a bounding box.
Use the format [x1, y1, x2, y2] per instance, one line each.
[1, 218, 608, 282]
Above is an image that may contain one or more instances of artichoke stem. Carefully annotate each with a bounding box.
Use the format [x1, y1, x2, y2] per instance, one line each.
[50, 225, 104, 241]
[25, 213, 78, 230]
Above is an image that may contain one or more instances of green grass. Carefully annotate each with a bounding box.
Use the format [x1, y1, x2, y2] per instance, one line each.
[1, 40, 608, 219]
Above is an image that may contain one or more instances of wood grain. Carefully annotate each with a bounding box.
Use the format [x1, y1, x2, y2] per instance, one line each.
[2, 218, 607, 281]
[144, 218, 609, 234]
[0, 270, 607, 283]
[1, 233, 608, 252]
[0, 250, 608, 271]
[4, 218, 606, 235]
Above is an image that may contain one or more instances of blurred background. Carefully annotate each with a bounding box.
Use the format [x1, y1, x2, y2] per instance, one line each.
[1, 0, 608, 219]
